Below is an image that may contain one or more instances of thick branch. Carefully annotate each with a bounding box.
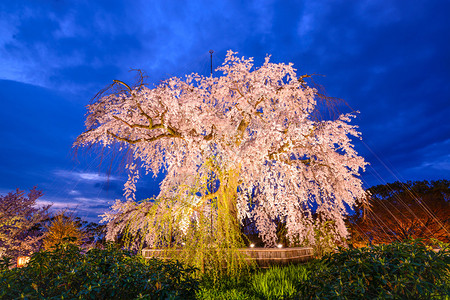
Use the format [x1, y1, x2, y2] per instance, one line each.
[112, 115, 151, 130]
[106, 130, 182, 144]
[204, 125, 215, 141]
[113, 80, 132, 92]
[268, 141, 291, 160]
[112, 114, 181, 139]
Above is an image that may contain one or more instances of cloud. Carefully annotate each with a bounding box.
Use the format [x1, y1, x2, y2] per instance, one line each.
[0, 0, 298, 91]
[54, 170, 120, 182]
[35, 188, 119, 222]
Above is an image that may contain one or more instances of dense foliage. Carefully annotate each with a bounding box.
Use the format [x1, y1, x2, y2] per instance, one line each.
[44, 213, 107, 248]
[0, 187, 50, 259]
[0, 242, 199, 299]
[197, 240, 449, 299]
[349, 180, 450, 245]
[42, 212, 86, 250]
[301, 239, 450, 299]
[1, 239, 448, 299]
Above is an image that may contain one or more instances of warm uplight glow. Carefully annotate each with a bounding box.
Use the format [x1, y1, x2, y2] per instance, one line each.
[250, 243, 255, 248]
[277, 244, 283, 248]
[181, 242, 186, 246]
[17, 256, 30, 268]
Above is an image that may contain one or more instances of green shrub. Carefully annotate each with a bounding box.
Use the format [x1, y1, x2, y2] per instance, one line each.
[0, 241, 199, 299]
[197, 271, 256, 299]
[0, 255, 13, 271]
[299, 239, 450, 299]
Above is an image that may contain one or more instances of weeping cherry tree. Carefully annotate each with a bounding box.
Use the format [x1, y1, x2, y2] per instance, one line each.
[74, 51, 368, 274]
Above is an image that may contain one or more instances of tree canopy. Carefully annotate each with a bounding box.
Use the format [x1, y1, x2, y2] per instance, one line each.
[348, 180, 450, 245]
[0, 187, 50, 258]
[75, 51, 368, 248]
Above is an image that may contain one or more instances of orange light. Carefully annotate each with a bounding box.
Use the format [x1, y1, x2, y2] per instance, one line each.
[250, 243, 255, 248]
[17, 256, 30, 268]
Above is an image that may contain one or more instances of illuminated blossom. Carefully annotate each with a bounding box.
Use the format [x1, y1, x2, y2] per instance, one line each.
[75, 51, 368, 246]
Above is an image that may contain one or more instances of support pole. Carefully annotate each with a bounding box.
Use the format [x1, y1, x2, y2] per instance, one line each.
[209, 50, 214, 77]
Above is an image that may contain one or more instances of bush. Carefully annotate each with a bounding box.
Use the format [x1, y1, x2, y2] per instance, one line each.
[299, 239, 450, 299]
[197, 271, 256, 299]
[0, 241, 199, 299]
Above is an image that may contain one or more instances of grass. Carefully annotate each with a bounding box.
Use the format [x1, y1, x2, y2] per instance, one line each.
[196, 262, 323, 299]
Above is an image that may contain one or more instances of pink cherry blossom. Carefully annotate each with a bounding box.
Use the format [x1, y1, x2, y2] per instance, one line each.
[75, 51, 368, 247]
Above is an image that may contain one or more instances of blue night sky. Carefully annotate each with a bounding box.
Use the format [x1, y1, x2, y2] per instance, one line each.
[1, 0, 449, 222]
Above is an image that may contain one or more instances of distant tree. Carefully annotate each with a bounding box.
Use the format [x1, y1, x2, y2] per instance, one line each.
[42, 212, 86, 250]
[42, 212, 106, 250]
[80, 218, 106, 248]
[348, 180, 450, 246]
[0, 187, 51, 258]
